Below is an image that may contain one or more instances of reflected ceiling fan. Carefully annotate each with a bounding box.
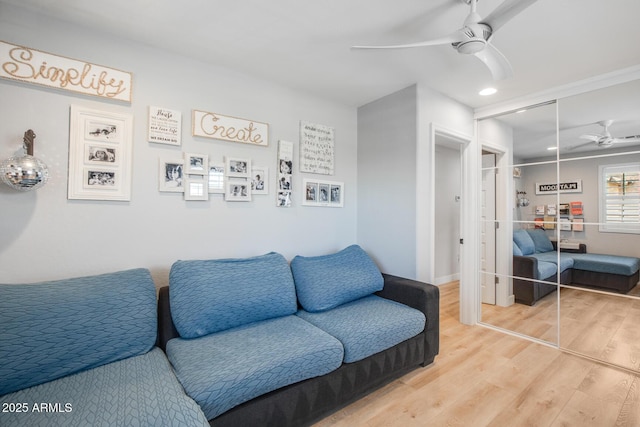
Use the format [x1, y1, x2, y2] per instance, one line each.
[351, 0, 538, 80]
[570, 120, 640, 150]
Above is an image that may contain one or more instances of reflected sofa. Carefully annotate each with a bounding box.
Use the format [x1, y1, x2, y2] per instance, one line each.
[158, 245, 440, 427]
[513, 228, 640, 305]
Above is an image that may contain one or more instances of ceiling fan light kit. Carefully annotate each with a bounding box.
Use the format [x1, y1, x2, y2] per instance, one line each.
[352, 0, 539, 81]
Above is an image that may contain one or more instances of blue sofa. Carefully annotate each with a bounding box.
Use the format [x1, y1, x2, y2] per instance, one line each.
[513, 229, 640, 305]
[0, 269, 209, 427]
[158, 245, 440, 426]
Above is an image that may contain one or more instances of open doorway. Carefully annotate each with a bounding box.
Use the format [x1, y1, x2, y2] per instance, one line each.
[434, 140, 462, 286]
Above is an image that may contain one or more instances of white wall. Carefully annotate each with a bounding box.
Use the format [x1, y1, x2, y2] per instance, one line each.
[0, 5, 357, 285]
[357, 85, 417, 277]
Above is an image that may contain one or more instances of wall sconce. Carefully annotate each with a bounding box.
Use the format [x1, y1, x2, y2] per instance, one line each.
[0, 130, 49, 191]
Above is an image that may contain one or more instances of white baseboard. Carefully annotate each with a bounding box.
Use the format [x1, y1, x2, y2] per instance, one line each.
[434, 273, 460, 286]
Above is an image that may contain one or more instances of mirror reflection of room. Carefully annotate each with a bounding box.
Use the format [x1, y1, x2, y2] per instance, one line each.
[478, 79, 640, 372]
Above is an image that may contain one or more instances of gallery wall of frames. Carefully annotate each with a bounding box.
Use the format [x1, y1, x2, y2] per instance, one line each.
[478, 78, 640, 373]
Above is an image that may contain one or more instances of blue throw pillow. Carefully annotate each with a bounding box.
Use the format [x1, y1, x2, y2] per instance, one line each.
[290, 245, 383, 312]
[526, 229, 555, 253]
[0, 268, 157, 396]
[169, 252, 297, 338]
[513, 229, 535, 255]
[513, 241, 523, 256]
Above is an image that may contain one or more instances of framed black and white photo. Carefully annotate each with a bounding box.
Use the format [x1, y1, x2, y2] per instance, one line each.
[302, 179, 344, 207]
[68, 105, 133, 201]
[251, 166, 268, 195]
[208, 164, 225, 194]
[184, 152, 208, 175]
[225, 180, 251, 202]
[226, 157, 251, 178]
[184, 175, 208, 201]
[276, 140, 294, 207]
[158, 158, 184, 193]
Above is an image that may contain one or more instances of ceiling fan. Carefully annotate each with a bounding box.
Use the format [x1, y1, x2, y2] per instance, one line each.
[352, 0, 538, 81]
[574, 120, 640, 149]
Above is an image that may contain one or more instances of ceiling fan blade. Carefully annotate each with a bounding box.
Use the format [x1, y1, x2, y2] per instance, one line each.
[480, 0, 538, 33]
[565, 141, 595, 151]
[473, 43, 513, 80]
[580, 134, 600, 142]
[351, 32, 461, 50]
[611, 137, 640, 144]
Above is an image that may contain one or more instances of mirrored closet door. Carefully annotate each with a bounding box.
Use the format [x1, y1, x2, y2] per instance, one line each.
[477, 78, 640, 373]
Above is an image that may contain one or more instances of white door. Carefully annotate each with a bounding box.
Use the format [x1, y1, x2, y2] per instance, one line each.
[481, 153, 496, 304]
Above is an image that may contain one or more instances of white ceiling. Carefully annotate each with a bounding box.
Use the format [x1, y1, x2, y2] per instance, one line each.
[2, 0, 640, 110]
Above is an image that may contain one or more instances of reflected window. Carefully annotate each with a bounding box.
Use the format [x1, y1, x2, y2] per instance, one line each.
[599, 163, 640, 233]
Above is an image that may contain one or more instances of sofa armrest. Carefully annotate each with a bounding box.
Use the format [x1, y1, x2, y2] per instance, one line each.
[513, 255, 538, 279]
[376, 273, 439, 366]
[157, 286, 179, 352]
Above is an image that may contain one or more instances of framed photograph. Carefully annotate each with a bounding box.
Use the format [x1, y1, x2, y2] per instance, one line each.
[277, 140, 294, 207]
[184, 176, 208, 201]
[184, 152, 208, 175]
[158, 158, 184, 193]
[68, 105, 133, 201]
[251, 166, 268, 195]
[225, 180, 251, 202]
[302, 179, 344, 207]
[208, 164, 225, 194]
[226, 157, 251, 178]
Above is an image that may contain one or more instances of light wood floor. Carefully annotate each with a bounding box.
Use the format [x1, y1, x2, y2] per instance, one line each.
[313, 281, 640, 427]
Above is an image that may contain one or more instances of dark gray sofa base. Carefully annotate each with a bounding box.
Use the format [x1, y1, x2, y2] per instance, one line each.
[513, 265, 571, 306]
[157, 273, 439, 426]
[572, 269, 640, 294]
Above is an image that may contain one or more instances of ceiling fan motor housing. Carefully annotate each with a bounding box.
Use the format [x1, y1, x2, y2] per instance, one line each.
[453, 23, 491, 54]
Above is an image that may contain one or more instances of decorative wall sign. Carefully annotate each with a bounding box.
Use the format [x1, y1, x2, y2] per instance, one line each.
[192, 110, 268, 146]
[148, 106, 181, 145]
[0, 40, 132, 102]
[302, 179, 344, 207]
[68, 105, 133, 201]
[277, 140, 294, 207]
[535, 180, 582, 195]
[300, 121, 334, 175]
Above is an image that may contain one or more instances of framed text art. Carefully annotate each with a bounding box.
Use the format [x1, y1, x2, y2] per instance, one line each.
[300, 121, 334, 175]
[192, 110, 269, 146]
[68, 105, 133, 201]
[148, 106, 181, 146]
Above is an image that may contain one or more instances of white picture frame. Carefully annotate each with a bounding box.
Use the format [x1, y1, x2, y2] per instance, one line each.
[251, 166, 269, 195]
[208, 164, 225, 194]
[158, 158, 184, 193]
[302, 179, 344, 207]
[148, 106, 182, 146]
[184, 175, 208, 201]
[225, 180, 252, 202]
[68, 105, 133, 201]
[226, 157, 251, 178]
[184, 152, 208, 175]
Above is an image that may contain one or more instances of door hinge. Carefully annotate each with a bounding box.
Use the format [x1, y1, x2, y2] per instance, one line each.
[495, 276, 499, 284]
[459, 238, 464, 244]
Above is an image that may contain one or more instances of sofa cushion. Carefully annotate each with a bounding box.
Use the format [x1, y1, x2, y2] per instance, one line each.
[536, 261, 558, 280]
[169, 252, 297, 338]
[526, 229, 555, 253]
[513, 229, 535, 256]
[513, 241, 523, 256]
[165, 315, 344, 420]
[296, 295, 425, 363]
[0, 268, 157, 396]
[0, 347, 209, 427]
[570, 253, 640, 276]
[290, 245, 383, 312]
[532, 251, 575, 273]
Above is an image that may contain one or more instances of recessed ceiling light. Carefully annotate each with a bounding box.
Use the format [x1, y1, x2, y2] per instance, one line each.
[479, 87, 497, 96]
[516, 109, 527, 114]
[547, 146, 557, 151]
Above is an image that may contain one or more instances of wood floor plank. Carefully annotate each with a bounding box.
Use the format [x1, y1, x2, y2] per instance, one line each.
[313, 281, 640, 427]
